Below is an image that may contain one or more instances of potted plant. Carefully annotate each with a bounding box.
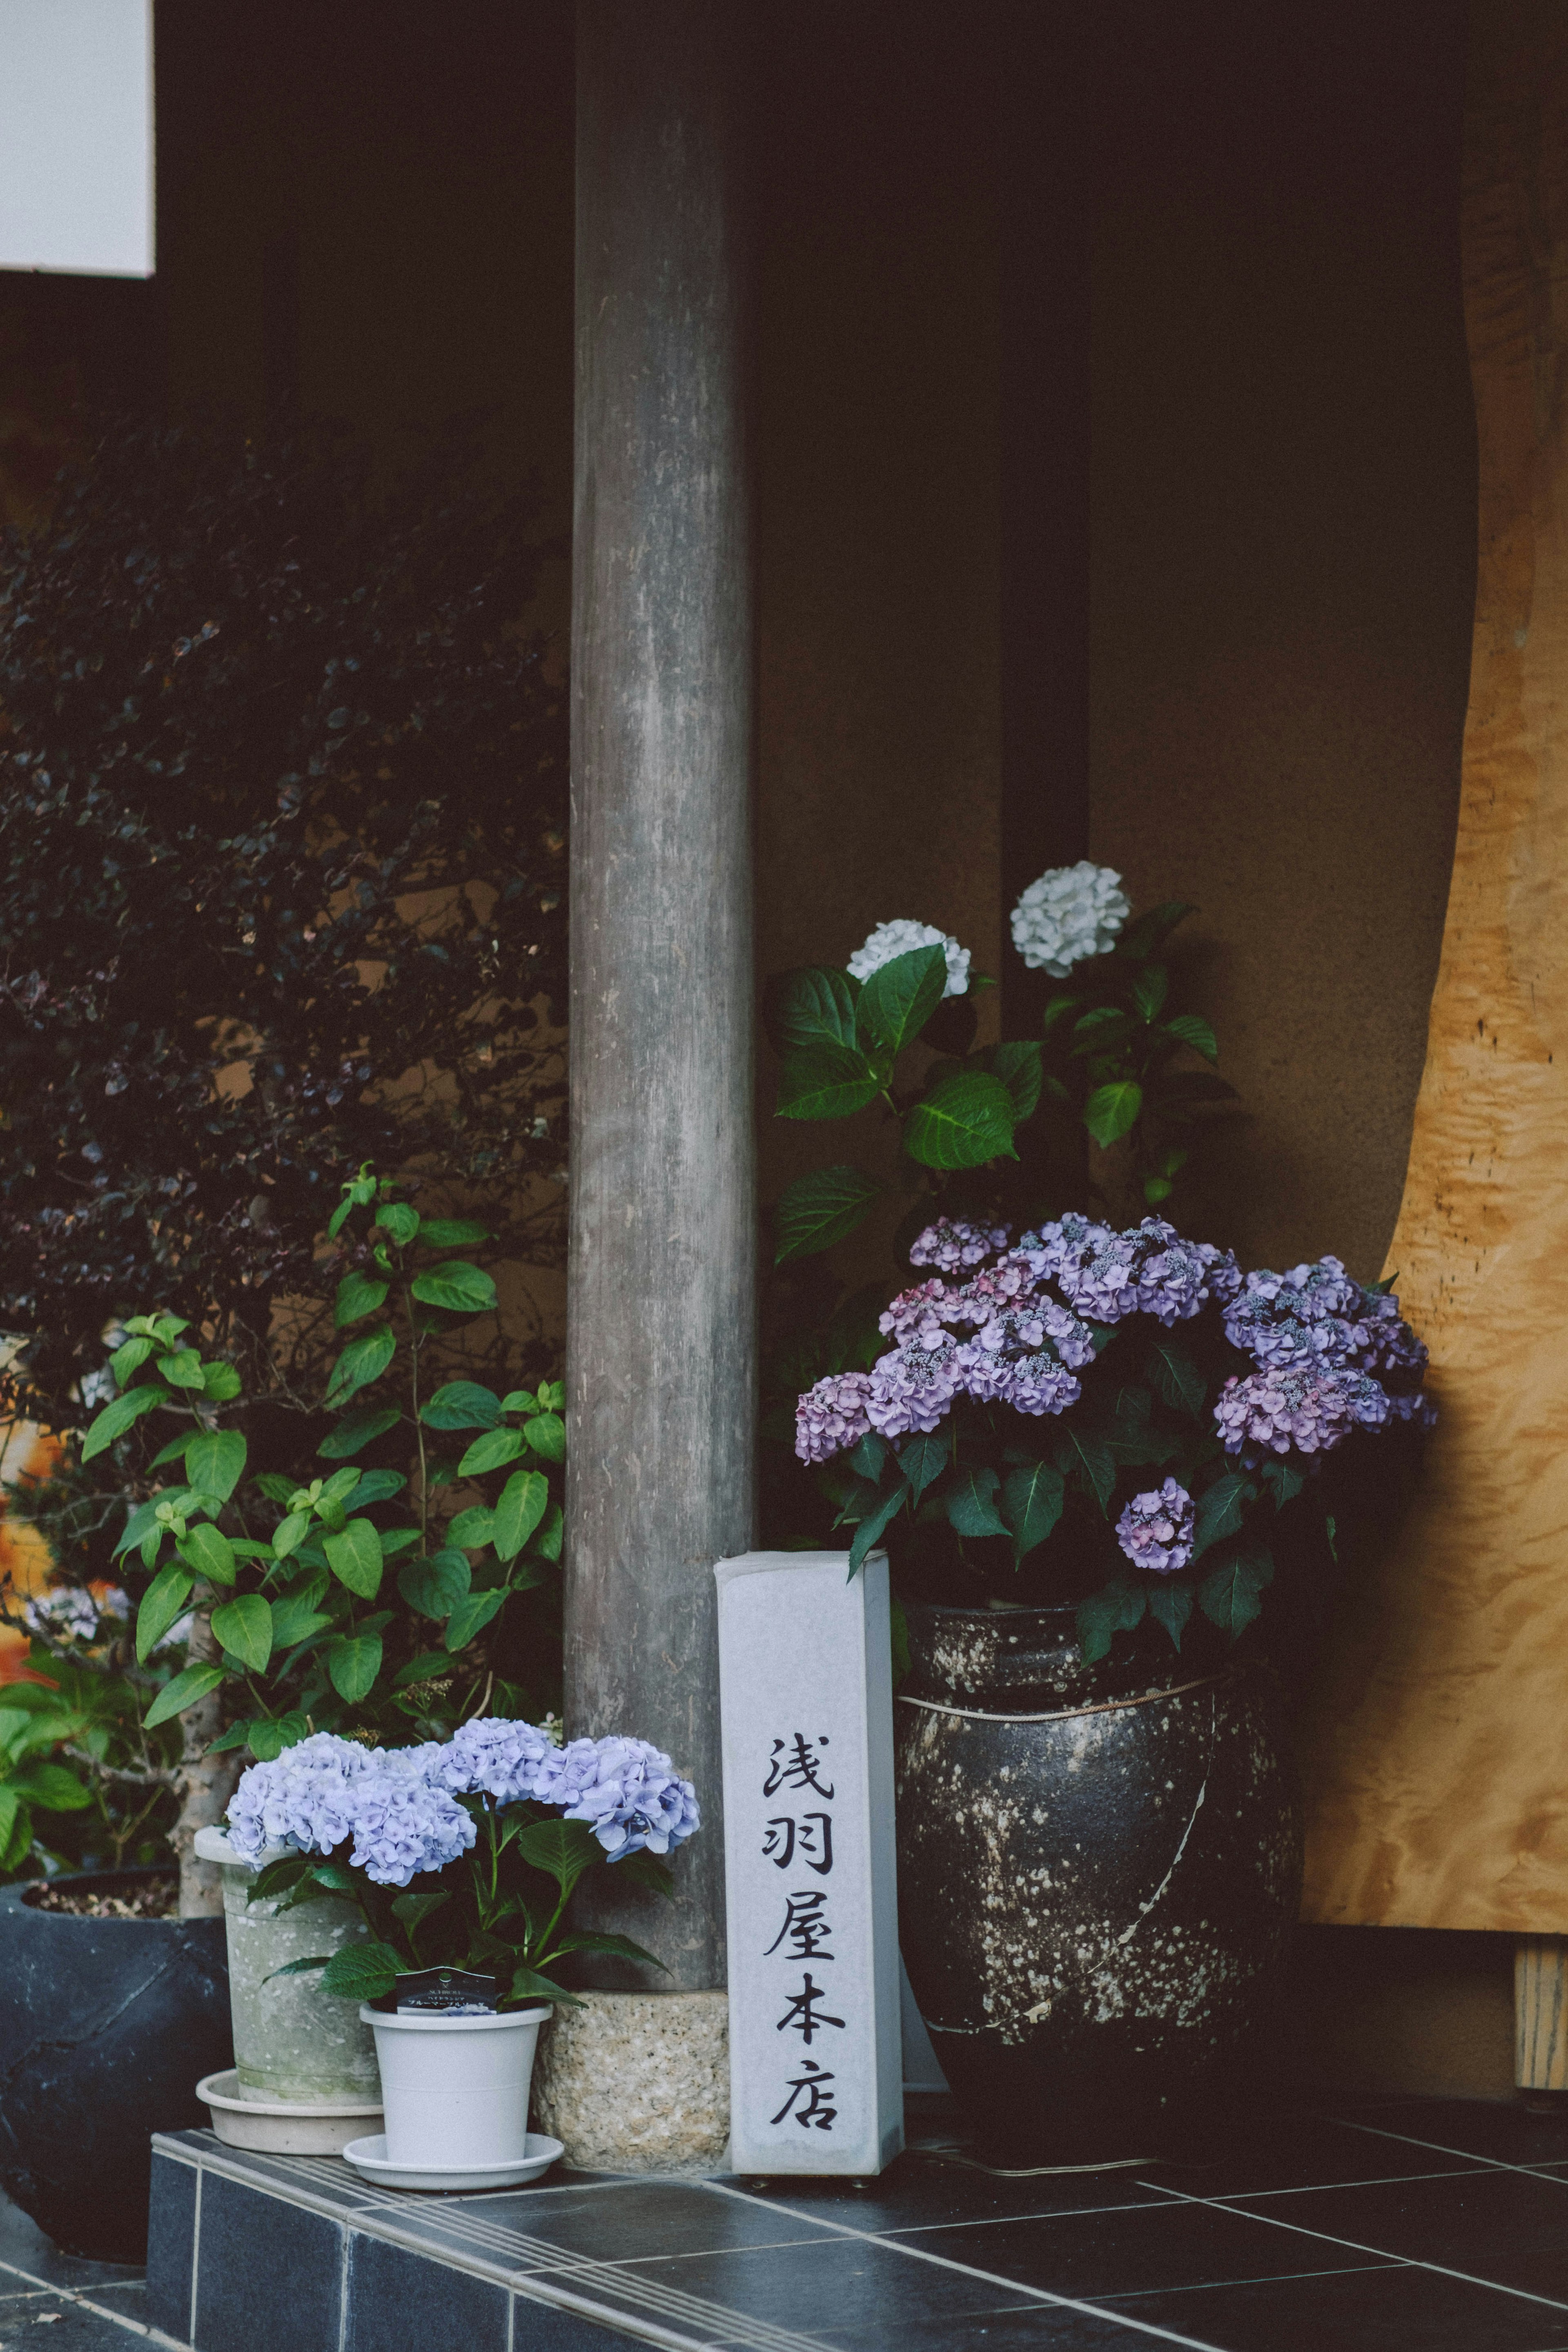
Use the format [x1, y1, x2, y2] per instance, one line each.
[224, 1718, 698, 2182]
[791, 1208, 1432, 2160]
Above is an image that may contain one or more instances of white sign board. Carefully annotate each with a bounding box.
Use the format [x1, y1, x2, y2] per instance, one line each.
[0, 1, 153, 277]
[716, 1548, 903, 2175]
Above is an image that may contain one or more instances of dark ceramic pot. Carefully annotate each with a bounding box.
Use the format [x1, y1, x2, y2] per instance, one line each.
[0, 1869, 230, 2260]
[895, 1602, 1303, 2164]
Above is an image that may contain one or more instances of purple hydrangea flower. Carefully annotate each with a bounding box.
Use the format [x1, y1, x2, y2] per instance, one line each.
[906, 1217, 1010, 1273]
[1047, 1216, 1239, 1325]
[1214, 1365, 1391, 1461]
[226, 1731, 378, 1866]
[437, 1716, 558, 1807]
[795, 1372, 874, 1465]
[959, 1342, 1081, 1417]
[866, 1339, 965, 1438]
[1116, 1479, 1195, 1575]
[878, 1279, 959, 1345]
[1352, 1287, 1430, 1379]
[1385, 1390, 1439, 1430]
[532, 1735, 700, 1858]
[1133, 1224, 1242, 1322]
[345, 1758, 478, 1888]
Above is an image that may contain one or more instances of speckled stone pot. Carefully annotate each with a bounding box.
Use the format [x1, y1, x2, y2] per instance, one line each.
[895, 1602, 1303, 2164]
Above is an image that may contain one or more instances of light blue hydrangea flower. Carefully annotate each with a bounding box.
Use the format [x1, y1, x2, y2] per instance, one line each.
[437, 1715, 558, 1807]
[226, 1731, 377, 1867]
[532, 1735, 700, 1858]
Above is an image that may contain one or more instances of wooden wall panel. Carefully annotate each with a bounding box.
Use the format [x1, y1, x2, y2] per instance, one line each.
[1300, 0, 1568, 1933]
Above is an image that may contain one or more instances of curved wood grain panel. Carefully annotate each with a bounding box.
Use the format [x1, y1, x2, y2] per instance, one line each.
[1299, 0, 1568, 1931]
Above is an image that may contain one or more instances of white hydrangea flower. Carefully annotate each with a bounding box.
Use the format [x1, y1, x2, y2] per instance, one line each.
[846, 919, 970, 999]
[1010, 863, 1130, 976]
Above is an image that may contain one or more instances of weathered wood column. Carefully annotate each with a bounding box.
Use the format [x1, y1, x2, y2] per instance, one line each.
[565, 0, 755, 2005]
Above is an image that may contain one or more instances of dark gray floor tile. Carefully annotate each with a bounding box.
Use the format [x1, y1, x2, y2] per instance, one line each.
[1147, 2111, 1490, 2200]
[396, 2177, 842, 2274]
[193, 2170, 343, 2352]
[724, 2299, 1176, 2351]
[345, 2234, 508, 2352]
[0, 2194, 145, 2296]
[725, 2160, 1173, 2235]
[1112, 2258, 1568, 2352]
[0, 2301, 151, 2349]
[1221, 2168, 1568, 2303]
[144, 2154, 196, 2343]
[509, 2281, 724, 2349]
[1337, 2099, 1568, 2172]
[905, 2197, 1375, 2301]
[544, 2235, 1045, 2345]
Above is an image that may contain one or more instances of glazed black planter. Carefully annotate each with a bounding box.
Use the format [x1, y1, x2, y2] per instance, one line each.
[0, 1869, 230, 2261]
[895, 1602, 1303, 2165]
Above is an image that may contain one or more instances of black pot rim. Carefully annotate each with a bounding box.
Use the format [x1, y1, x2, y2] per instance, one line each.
[4, 1864, 178, 1918]
[901, 1597, 1080, 1624]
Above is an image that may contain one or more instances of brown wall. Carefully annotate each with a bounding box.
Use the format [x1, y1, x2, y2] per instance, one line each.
[1085, 1, 1476, 1282]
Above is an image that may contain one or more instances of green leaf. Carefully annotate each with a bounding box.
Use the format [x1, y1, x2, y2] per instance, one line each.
[613, 1849, 675, 1898]
[1133, 966, 1170, 1021]
[537, 1380, 565, 1412]
[320, 1466, 365, 1507]
[149, 1432, 195, 1470]
[548, 1930, 666, 1970]
[494, 1470, 550, 1561]
[417, 1218, 490, 1247]
[253, 1470, 301, 1506]
[419, 1382, 501, 1431]
[1072, 1006, 1135, 1055]
[394, 1650, 458, 1689]
[269, 1590, 334, 1650]
[897, 1432, 947, 1503]
[399, 1552, 471, 1621]
[1198, 1544, 1274, 1637]
[109, 1335, 156, 1385]
[904, 1071, 1017, 1170]
[1075, 1579, 1147, 1664]
[530, 1503, 563, 1563]
[499, 1388, 536, 1415]
[350, 1468, 406, 1508]
[523, 1413, 566, 1464]
[1042, 992, 1080, 1030]
[335, 1273, 390, 1328]
[1083, 1079, 1143, 1148]
[447, 1505, 496, 1552]
[325, 1326, 396, 1408]
[374, 1201, 420, 1246]
[409, 1261, 498, 1314]
[515, 1815, 603, 1903]
[507, 1967, 577, 2007]
[989, 1039, 1043, 1121]
[177, 1523, 236, 1586]
[14, 1761, 90, 1812]
[773, 1165, 882, 1264]
[0, 1787, 22, 1860]
[771, 966, 861, 1052]
[855, 944, 948, 1058]
[318, 1406, 401, 1459]
[144, 1662, 228, 1730]
[187, 1429, 247, 1505]
[211, 1594, 274, 1674]
[324, 1520, 383, 1599]
[1002, 1462, 1065, 1561]
[458, 1428, 526, 1477]
[849, 1483, 906, 1575]
[379, 1528, 420, 1558]
[775, 1042, 879, 1122]
[270, 1510, 312, 1562]
[328, 1632, 384, 1704]
[159, 1349, 206, 1391]
[1147, 1582, 1193, 1650]
[1146, 1341, 1206, 1420]
[1165, 1012, 1218, 1063]
[444, 1588, 506, 1651]
[81, 1384, 168, 1461]
[318, 1942, 401, 2002]
[1260, 1459, 1306, 1509]
[391, 1889, 451, 1935]
[136, 1565, 195, 1662]
[1118, 899, 1198, 958]
[849, 1431, 889, 1481]
[946, 1465, 1009, 1540]
[204, 1361, 244, 1403]
[247, 1712, 310, 1762]
[114, 1494, 167, 1563]
[1192, 1471, 1250, 1560]
[1059, 1429, 1118, 1514]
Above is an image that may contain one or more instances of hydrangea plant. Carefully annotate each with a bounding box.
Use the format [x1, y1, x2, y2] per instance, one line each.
[64, 1165, 568, 1907]
[767, 871, 1234, 1266]
[230, 1721, 698, 2007]
[795, 1212, 1433, 1659]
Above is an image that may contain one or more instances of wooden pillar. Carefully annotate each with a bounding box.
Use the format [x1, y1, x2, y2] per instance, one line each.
[566, 0, 755, 1993]
[1516, 1939, 1568, 2091]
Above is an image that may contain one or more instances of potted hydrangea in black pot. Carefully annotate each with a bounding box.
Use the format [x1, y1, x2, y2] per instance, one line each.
[795, 1211, 1433, 2165]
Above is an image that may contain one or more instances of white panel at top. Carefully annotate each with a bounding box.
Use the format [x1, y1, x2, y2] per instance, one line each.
[0, 0, 152, 277]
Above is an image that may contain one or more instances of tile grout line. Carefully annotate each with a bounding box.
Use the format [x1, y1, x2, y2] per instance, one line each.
[0, 2251, 158, 2341]
[1095, 2256, 1411, 2304]
[697, 2180, 1232, 2352]
[1336, 2115, 1568, 2185]
[336, 2215, 351, 2352]
[1133, 2175, 1568, 2315]
[188, 2162, 200, 2351]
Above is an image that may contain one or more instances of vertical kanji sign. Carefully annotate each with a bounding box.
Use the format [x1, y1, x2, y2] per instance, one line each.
[716, 1548, 903, 2175]
[0, 1, 154, 278]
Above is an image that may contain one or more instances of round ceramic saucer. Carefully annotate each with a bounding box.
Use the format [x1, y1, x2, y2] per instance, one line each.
[341, 2132, 564, 2192]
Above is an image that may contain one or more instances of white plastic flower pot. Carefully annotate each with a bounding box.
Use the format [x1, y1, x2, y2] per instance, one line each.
[361, 2004, 552, 2170]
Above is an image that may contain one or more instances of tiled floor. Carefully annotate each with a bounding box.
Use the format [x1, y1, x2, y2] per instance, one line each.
[76, 2090, 1568, 2349]
[0, 2187, 148, 2348]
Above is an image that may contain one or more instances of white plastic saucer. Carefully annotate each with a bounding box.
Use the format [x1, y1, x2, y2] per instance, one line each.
[341, 2132, 564, 2192]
